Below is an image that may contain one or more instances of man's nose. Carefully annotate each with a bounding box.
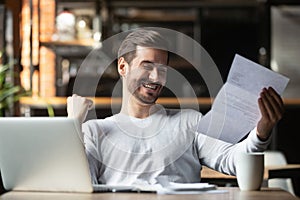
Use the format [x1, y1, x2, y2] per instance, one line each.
[149, 67, 159, 81]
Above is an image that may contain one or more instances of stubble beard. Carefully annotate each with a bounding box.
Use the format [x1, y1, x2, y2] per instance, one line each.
[129, 79, 161, 105]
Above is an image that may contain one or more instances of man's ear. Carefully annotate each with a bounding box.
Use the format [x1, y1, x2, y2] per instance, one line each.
[118, 57, 128, 77]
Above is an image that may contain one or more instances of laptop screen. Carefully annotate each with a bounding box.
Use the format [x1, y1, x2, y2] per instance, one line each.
[0, 117, 93, 193]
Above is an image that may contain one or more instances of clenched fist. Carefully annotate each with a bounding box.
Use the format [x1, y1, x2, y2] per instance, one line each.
[67, 94, 93, 124]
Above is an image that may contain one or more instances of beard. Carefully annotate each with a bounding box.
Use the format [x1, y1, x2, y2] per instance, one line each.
[128, 78, 162, 105]
[132, 88, 159, 105]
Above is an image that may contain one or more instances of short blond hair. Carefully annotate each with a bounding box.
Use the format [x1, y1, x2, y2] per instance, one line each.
[118, 28, 169, 64]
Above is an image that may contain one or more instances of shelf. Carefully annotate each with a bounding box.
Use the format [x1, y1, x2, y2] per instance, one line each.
[19, 96, 300, 110]
[19, 96, 213, 109]
[40, 39, 100, 47]
[40, 39, 101, 58]
[109, 0, 261, 8]
[114, 8, 197, 22]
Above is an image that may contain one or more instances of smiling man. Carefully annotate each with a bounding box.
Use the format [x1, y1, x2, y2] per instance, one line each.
[67, 28, 284, 185]
[119, 45, 168, 117]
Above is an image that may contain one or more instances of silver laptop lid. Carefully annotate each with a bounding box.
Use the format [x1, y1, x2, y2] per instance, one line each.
[0, 117, 93, 193]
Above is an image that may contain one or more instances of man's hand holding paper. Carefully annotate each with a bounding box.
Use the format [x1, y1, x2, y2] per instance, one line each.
[257, 87, 285, 141]
[197, 54, 289, 143]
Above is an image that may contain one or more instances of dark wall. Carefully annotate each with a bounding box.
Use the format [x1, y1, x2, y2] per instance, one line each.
[201, 6, 269, 82]
[275, 106, 300, 164]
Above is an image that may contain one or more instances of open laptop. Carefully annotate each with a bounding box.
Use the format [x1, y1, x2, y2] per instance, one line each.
[0, 117, 136, 193]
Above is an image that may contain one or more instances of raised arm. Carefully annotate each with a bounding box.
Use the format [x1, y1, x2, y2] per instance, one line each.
[67, 94, 93, 124]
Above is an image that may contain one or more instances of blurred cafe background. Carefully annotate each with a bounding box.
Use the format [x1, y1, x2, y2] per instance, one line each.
[0, 0, 300, 191]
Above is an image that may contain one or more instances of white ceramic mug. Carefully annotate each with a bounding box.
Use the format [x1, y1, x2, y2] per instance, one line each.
[236, 152, 264, 191]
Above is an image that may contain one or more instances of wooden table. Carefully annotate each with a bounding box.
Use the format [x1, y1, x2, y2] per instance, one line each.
[201, 164, 300, 180]
[266, 164, 300, 197]
[200, 164, 300, 189]
[0, 187, 298, 200]
[201, 166, 237, 186]
[266, 164, 300, 179]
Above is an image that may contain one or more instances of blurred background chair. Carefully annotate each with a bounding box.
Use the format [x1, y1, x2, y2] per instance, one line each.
[264, 150, 295, 196]
[0, 171, 5, 194]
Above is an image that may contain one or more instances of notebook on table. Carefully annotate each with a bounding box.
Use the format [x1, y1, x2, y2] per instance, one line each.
[0, 117, 137, 193]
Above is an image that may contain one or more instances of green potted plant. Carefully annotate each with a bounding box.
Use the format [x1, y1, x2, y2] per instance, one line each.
[0, 52, 29, 117]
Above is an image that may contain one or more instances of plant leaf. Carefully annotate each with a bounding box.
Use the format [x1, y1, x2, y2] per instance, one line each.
[0, 86, 21, 102]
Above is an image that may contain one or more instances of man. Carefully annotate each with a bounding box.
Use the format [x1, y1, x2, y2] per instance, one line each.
[67, 28, 284, 185]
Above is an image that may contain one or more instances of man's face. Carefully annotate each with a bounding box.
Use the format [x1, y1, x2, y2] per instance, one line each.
[126, 46, 168, 105]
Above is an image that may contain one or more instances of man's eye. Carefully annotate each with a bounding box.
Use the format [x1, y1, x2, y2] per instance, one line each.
[143, 64, 154, 70]
[158, 67, 167, 73]
[142, 63, 167, 74]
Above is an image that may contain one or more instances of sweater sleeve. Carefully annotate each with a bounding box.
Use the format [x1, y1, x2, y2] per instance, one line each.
[82, 120, 102, 184]
[196, 127, 272, 176]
